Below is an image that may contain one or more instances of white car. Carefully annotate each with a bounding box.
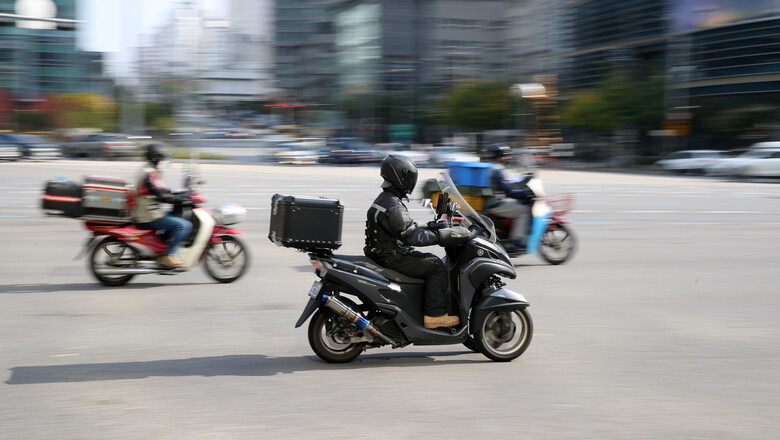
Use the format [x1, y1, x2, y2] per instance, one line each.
[375, 143, 430, 166]
[273, 142, 322, 165]
[0, 143, 21, 161]
[428, 146, 480, 167]
[706, 148, 780, 177]
[653, 150, 728, 174]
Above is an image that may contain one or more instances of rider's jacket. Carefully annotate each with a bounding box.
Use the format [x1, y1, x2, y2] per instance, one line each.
[132, 163, 178, 224]
[485, 164, 535, 209]
[364, 188, 439, 260]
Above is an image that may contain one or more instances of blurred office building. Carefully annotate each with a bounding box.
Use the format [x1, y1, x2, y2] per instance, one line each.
[506, 0, 570, 83]
[667, 1, 780, 107]
[276, 0, 508, 102]
[274, 0, 344, 103]
[137, 1, 275, 107]
[0, 0, 112, 101]
[526, 0, 780, 103]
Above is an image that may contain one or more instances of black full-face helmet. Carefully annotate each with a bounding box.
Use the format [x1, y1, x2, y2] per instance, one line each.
[483, 143, 513, 162]
[145, 143, 170, 165]
[380, 154, 418, 195]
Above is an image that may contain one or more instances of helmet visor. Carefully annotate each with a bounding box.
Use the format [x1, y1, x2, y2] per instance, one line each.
[405, 169, 418, 194]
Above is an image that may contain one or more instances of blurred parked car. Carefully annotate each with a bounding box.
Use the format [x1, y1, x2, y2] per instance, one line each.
[0, 143, 22, 161]
[375, 143, 431, 167]
[428, 145, 480, 167]
[653, 150, 729, 174]
[273, 142, 322, 165]
[706, 148, 780, 177]
[62, 133, 138, 159]
[750, 141, 780, 149]
[320, 138, 383, 164]
[0, 133, 61, 159]
[201, 128, 255, 139]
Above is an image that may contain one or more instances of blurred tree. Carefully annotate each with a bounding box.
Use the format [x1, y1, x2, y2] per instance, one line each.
[705, 105, 778, 138]
[562, 70, 664, 134]
[561, 92, 614, 133]
[0, 89, 14, 129]
[438, 81, 515, 132]
[143, 102, 173, 127]
[15, 111, 53, 132]
[55, 93, 118, 131]
[150, 116, 176, 134]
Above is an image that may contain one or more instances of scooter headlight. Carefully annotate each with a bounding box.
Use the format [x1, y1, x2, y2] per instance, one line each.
[213, 204, 246, 226]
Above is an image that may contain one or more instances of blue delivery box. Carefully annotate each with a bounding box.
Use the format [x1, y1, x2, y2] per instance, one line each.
[446, 161, 494, 188]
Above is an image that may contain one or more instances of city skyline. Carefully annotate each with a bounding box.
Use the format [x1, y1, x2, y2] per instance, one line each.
[78, 0, 227, 77]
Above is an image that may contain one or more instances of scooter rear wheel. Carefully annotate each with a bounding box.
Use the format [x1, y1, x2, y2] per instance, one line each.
[538, 224, 576, 265]
[90, 238, 137, 287]
[308, 306, 364, 363]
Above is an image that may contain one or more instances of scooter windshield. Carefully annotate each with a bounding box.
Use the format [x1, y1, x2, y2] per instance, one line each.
[436, 172, 497, 243]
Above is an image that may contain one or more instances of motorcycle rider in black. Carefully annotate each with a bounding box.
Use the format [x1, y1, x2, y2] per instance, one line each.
[364, 155, 460, 329]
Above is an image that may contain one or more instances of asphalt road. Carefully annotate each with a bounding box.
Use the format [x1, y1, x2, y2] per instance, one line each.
[1, 160, 779, 439]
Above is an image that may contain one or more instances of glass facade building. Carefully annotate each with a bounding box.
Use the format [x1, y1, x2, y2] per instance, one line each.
[687, 17, 780, 97]
[562, 0, 667, 91]
[0, 0, 109, 100]
[275, 0, 344, 102]
[552, 0, 779, 102]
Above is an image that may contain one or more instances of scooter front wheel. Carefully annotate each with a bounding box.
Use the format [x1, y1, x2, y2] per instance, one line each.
[474, 308, 533, 362]
[203, 236, 249, 283]
[308, 307, 364, 363]
[538, 224, 576, 265]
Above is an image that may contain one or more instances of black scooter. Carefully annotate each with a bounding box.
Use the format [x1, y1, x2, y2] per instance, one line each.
[293, 172, 533, 363]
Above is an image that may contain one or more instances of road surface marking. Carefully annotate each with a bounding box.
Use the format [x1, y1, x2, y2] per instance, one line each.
[621, 210, 679, 213]
[697, 210, 762, 214]
[663, 222, 725, 225]
[51, 353, 79, 357]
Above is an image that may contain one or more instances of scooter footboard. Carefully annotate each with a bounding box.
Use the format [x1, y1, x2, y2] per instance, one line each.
[470, 287, 529, 332]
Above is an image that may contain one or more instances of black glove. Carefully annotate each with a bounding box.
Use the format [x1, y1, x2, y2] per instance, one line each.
[175, 196, 194, 206]
[427, 221, 447, 231]
[437, 226, 471, 247]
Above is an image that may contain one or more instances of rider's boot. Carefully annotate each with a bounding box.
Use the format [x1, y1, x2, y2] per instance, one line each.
[424, 314, 460, 329]
[159, 254, 183, 268]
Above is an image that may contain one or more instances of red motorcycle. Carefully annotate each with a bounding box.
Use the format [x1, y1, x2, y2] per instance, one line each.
[483, 169, 576, 264]
[64, 165, 250, 286]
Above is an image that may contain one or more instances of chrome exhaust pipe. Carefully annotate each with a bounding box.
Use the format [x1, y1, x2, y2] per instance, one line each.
[94, 267, 162, 275]
[322, 295, 398, 348]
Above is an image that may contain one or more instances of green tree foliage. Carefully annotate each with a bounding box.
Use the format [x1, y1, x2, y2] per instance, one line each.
[438, 81, 515, 132]
[54, 93, 118, 131]
[562, 69, 665, 134]
[704, 105, 778, 138]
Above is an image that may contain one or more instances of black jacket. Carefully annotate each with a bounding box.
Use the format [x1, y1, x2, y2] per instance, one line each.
[364, 188, 439, 259]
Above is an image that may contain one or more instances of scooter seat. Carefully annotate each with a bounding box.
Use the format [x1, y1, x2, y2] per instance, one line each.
[333, 255, 425, 285]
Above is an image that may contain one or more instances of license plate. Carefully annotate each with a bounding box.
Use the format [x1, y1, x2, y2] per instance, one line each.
[308, 281, 322, 298]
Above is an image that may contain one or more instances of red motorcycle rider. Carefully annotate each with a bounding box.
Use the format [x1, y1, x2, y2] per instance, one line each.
[132, 143, 193, 268]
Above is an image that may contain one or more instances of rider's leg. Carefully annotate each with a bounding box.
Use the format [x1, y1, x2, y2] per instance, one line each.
[488, 199, 530, 245]
[144, 215, 192, 266]
[508, 203, 532, 246]
[378, 251, 458, 328]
